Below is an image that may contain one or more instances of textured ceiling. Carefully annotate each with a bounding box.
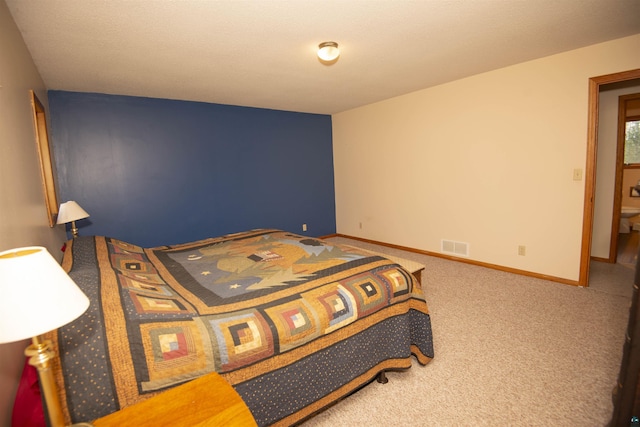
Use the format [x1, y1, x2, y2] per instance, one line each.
[6, 0, 640, 115]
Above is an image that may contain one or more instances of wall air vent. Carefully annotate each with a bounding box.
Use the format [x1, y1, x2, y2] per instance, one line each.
[441, 239, 469, 257]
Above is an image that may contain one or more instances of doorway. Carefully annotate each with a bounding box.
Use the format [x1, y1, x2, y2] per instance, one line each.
[610, 92, 640, 268]
[580, 69, 640, 287]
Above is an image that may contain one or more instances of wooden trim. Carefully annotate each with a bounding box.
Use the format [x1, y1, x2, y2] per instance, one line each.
[609, 95, 627, 263]
[30, 91, 59, 227]
[330, 234, 580, 287]
[319, 233, 339, 239]
[580, 68, 640, 287]
[580, 78, 600, 286]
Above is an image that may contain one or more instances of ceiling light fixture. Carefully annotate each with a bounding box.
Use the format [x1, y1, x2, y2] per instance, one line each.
[317, 41, 340, 64]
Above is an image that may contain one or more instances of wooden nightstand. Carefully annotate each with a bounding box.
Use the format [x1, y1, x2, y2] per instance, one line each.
[92, 372, 256, 427]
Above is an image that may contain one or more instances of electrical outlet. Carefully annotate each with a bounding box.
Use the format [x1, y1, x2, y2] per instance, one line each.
[518, 245, 526, 256]
[573, 168, 583, 181]
[359, 222, 362, 229]
[302, 223, 307, 232]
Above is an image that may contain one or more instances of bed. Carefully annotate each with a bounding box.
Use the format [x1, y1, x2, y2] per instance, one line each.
[45, 229, 434, 426]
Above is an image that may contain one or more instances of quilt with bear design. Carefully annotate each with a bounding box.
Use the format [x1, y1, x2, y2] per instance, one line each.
[48, 229, 433, 426]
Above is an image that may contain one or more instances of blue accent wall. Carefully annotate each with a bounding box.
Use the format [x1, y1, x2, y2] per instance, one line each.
[48, 91, 336, 247]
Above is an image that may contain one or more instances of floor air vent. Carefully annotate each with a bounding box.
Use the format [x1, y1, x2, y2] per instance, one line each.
[441, 239, 469, 257]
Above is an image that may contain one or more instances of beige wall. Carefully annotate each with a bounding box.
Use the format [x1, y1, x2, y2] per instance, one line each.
[0, 1, 67, 424]
[333, 34, 640, 282]
[592, 83, 640, 258]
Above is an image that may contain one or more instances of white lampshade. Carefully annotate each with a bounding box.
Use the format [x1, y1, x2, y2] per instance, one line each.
[0, 247, 90, 344]
[56, 201, 90, 225]
[317, 41, 340, 62]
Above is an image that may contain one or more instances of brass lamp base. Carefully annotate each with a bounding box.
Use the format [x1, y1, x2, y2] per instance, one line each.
[25, 336, 65, 427]
[25, 336, 95, 427]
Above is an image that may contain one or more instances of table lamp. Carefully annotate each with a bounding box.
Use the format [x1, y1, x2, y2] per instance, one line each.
[56, 201, 90, 238]
[0, 246, 90, 427]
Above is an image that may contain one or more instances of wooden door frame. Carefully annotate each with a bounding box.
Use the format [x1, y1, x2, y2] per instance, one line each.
[580, 68, 640, 286]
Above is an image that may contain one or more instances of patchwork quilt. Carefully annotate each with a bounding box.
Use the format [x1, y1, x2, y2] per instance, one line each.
[48, 229, 434, 426]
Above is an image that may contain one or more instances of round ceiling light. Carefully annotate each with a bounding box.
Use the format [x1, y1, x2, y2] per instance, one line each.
[317, 41, 340, 63]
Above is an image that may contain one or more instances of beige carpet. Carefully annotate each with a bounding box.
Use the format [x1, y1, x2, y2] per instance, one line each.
[301, 237, 633, 427]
